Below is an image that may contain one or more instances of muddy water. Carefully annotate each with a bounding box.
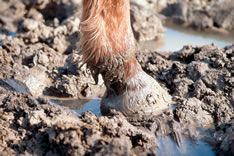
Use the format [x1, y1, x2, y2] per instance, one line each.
[156, 136, 216, 156]
[140, 25, 234, 52]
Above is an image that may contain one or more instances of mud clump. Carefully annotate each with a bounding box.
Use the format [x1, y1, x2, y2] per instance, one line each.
[137, 44, 234, 126]
[0, 91, 156, 155]
[0, 36, 104, 98]
[0, 0, 81, 54]
[0, 0, 101, 98]
[160, 0, 234, 33]
[130, 1, 165, 41]
[136, 44, 234, 155]
[209, 119, 234, 156]
[132, 0, 234, 33]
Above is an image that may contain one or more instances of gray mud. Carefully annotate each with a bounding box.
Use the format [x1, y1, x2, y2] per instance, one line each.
[136, 0, 234, 33]
[0, 91, 157, 155]
[162, 0, 234, 33]
[1, 42, 233, 155]
[136, 44, 234, 155]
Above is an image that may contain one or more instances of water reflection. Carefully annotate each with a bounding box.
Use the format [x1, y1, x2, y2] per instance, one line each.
[140, 25, 234, 52]
[49, 98, 101, 116]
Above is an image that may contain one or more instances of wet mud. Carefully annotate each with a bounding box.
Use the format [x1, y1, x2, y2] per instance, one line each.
[0, 0, 233, 155]
[161, 0, 234, 33]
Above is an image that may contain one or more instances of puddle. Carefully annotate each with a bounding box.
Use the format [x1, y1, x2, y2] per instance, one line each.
[49, 98, 101, 116]
[140, 25, 234, 52]
[156, 136, 216, 156]
[0, 30, 16, 37]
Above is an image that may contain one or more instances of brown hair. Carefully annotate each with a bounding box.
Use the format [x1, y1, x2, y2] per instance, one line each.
[80, 0, 135, 65]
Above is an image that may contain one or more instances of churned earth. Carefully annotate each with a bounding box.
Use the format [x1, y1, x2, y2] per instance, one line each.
[133, 0, 234, 33]
[0, 0, 233, 156]
[1, 44, 234, 155]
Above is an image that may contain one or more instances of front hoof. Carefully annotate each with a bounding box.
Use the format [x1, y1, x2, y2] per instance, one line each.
[101, 71, 172, 121]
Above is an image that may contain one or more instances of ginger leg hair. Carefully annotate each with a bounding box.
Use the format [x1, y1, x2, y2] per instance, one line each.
[80, 0, 172, 120]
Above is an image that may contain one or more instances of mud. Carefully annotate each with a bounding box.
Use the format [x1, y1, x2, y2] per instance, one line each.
[137, 44, 234, 155]
[130, 1, 165, 41]
[0, 0, 165, 99]
[0, 91, 157, 155]
[137, 44, 234, 126]
[0, 0, 233, 155]
[0, 0, 99, 99]
[132, 0, 234, 33]
[0, 35, 102, 98]
[160, 0, 234, 33]
[1, 41, 233, 155]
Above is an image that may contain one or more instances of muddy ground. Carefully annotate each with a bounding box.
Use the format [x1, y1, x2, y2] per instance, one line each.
[0, 0, 234, 156]
[135, 0, 234, 33]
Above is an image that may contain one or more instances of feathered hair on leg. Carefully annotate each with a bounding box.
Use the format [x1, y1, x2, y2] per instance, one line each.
[80, 0, 108, 65]
[80, 0, 133, 65]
